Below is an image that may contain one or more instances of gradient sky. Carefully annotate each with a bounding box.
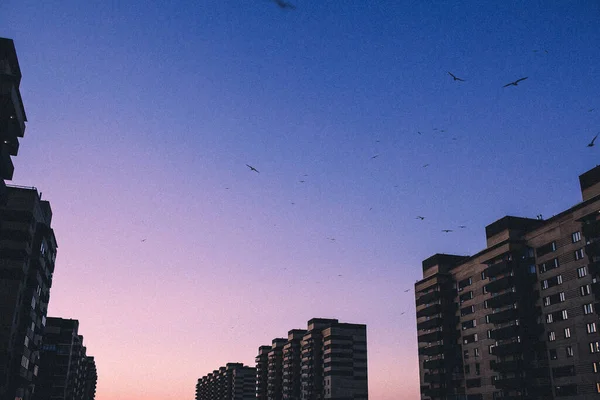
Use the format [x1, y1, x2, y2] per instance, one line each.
[2, 1, 600, 399]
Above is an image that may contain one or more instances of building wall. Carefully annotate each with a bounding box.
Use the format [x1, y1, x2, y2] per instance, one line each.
[415, 165, 600, 400]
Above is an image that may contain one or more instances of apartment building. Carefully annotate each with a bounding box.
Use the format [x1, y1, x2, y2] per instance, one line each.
[415, 165, 600, 400]
[0, 38, 27, 201]
[0, 186, 57, 400]
[34, 318, 97, 400]
[195, 363, 256, 400]
[258, 318, 367, 400]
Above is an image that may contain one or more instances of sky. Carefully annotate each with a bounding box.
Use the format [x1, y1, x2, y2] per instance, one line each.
[1, 0, 600, 398]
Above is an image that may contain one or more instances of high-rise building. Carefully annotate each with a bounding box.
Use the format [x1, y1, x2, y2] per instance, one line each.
[258, 318, 368, 400]
[256, 346, 270, 400]
[195, 363, 256, 400]
[0, 38, 27, 201]
[0, 186, 56, 400]
[415, 165, 600, 400]
[34, 317, 97, 400]
[282, 329, 306, 400]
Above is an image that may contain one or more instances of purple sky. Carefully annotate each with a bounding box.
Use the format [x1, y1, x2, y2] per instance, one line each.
[2, 1, 600, 398]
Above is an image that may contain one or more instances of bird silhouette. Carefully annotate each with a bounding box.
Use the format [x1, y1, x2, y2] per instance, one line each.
[588, 133, 599, 147]
[326, 237, 336, 242]
[272, 0, 296, 9]
[404, 289, 411, 292]
[503, 77, 528, 87]
[448, 72, 465, 82]
[299, 180, 305, 183]
[141, 239, 146, 242]
[589, 109, 595, 112]
[459, 225, 466, 229]
[371, 154, 380, 159]
[442, 229, 453, 233]
[246, 164, 260, 173]
[423, 164, 430, 168]
[416, 216, 425, 220]
[417, 131, 422, 135]
[400, 312, 406, 315]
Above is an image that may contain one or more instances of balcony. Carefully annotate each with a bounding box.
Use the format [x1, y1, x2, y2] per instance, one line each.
[487, 291, 516, 309]
[493, 376, 523, 389]
[418, 330, 443, 343]
[490, 324, 519, 340]
[0, 77, 26, 139]
[417, 317, 443, 331]
[416, 303, 442, 318]
[487, 308, 518, 324]
[586, 241, 600, 258]
[485, 261, 512, 278]
[419, 343, 444, 356]
[491, 342, 521, 357]
[486, 275, 514, 293]
[490, 359, 521, 372]
[424, 372, 445, 383]
[423, 358, 444, 370]
[416, 290, 441, 306]
[0, 145, 14, 180]
[583, 220, 600, 239]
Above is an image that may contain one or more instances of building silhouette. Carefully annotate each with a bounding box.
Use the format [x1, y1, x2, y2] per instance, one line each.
[415, 165, 600, 399]
[34, 318, 97, 400]
[257, 318, 368, 400]
[195, 363, 256, 400]
[0, 187, 57, 400]
[0, 38, 27, 202]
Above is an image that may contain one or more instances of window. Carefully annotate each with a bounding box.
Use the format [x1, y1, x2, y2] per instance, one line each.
[481, 271, 486, 280]
[549, 349, 558, 360]
[474, 348, 480, 358]
[474, 333, 478, 342]
[562, 310, 569, 320]
[546, 314, 553, 323]
[560, 292, 566, 302]
[590, 341, 600, 353]
[575, 248, 585, 260]
[597, 382, 600, 393]
[588, 323, 597, 334]
[458, 277, 472, 291]
[461, 305, 475, 316]
[558, 275, 563, 284]
[487, 330, 492, 339]
[564, 328, 571, 338]
[594, 361, 600, 373]
[489, 344, 495, 354]
[544, 296, 551, 306]
[549, 331, 556, 341]
[566, 346, 574, 357]
[542, 280, 549, 290]
[584, 303, 594, 315]
[577, 266, 588, 278]
[462, 320, 476, 330]
[572, 231, 581, 242]
[24, 336, 29, 348]
[581, 284, 592, 296]
[464, 350, 469, 359]
[21, 356, 29, 369]
[482, 286, 488, 294]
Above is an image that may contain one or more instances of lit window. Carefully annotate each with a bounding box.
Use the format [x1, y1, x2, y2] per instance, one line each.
[577, 266, 588, 278]
[575, 248, 585, 260]
[562, 310, 569, 320]
[542, 280, 549, 290]
[546, 314, 553, 323]
[597, 382, 600, 393]
[557, 275, 563, 284]
[584, 303, 594, 315]
[549, 331, 556, 341]
[572, 232, 581, 243]
[581, 284, 592, 296]
[566, 346, 574, 357]
[588, 323, 597, 334]
[564, 328, 571, 338]
[594, 362, 600, 373]
[474, 348, 480, 357]
[590, 342, 600, 353]
[560, 292, 566, 302]
[24, 336, 29, 348]
[544, 296, 551, 306]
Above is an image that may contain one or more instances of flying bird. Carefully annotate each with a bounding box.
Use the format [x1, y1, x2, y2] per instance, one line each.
[246, 164, 260, 173]
[371, 154, 380, 159]
[442, 229, 453, 233]
[404, 289, 411, 292]
[503, 77, 528, 87]
[326, 237, 336, 242]
[299, 180, 305, 183]
[400, 312, 406, 315]
[459, 225, 466, 229]
[417, 131, 422, 135]
[588, 133, 599, 147]
[272, 0, 296, 9]
[423, 164, 430, 168]
[141, 239, 146, 242]
[416, 216, 425, 220]
[447, 72, 465, 82]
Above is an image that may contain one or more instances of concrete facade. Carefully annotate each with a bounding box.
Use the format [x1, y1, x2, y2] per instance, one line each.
[416, 165, 600, 400]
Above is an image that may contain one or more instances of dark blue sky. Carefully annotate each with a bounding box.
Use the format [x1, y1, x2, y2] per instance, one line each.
[2, 1, 600, 398]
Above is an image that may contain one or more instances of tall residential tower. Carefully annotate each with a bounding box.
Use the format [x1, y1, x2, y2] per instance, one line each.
[416, 165, 600, 400]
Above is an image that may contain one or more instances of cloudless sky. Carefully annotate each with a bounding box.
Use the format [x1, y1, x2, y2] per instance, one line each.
[2, 1, 600, 399]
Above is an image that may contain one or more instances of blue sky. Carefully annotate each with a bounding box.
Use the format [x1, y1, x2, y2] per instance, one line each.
[2, 1, 600, 398]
